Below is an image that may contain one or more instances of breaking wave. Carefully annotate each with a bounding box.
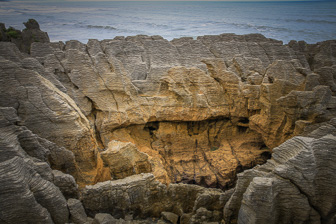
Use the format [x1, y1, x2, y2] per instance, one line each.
[87, 25, 117, 30]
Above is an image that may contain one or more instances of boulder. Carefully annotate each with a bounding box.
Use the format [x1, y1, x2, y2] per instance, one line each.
[93, 213, 117, 224]
[53, 170, 79, 199]
[161, 212, 178, 224]
[100, 140, 152, 179]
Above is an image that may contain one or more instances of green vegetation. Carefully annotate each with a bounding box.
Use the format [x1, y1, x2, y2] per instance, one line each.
[6, 27, 20, 39]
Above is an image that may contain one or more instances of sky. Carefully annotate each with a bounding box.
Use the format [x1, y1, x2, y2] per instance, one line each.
[7, 0, 330, 2]
[64, 0, 327, 1]
[61, 0, 324, 2]
[63, 0, 329, 1]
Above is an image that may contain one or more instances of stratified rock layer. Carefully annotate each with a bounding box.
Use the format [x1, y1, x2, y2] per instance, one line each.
[0, 107, 69, 224]
[81, 173, 230, 223]
[1, 20, 336, 224]
[25, 32, 336, 188]
[224, 120, 336, 224]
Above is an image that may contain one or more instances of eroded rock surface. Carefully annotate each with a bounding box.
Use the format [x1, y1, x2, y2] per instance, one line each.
[224, 121, 336, 224]
[25, 31, 336, 188]
[0, 19, 50, 54]
[81, 173, 230, 223]
[0, 20, 336, 224]
[0, 107, 69, 224]
[100, 140, 152, 179]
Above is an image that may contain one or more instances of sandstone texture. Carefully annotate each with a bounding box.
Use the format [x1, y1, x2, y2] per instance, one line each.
[0, 20, 336, 223]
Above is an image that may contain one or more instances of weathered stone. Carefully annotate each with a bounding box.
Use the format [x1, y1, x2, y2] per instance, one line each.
[0, 45, 109, 186]
[180, 213, 192, 224]
[0, 23, 8, 41]
[100, 140, 152, 179]
[1, 21, 336, 224]
[0, 107, 69, 224]
[161, 212, 178, 224]
[0, 19, 50, 53]
[53, 170, 79, 199]
[224, 132, 336, 224]
[68, 198, 88, 224]
[3, 27, 333, 189]
[93, 213, 117, 224]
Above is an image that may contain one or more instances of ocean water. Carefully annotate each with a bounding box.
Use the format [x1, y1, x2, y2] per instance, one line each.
[0, 1, 335, 44]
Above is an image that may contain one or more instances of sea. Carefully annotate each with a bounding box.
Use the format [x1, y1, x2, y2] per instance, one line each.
[0, 1, 335, 44]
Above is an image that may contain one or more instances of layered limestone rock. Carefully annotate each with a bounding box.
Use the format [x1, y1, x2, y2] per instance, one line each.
[108, 120, 269, 188]
[1, 20, 336, 224]
[0, 107, 69, 224]
[81, 173, 231, 223]
[80, 121, 336, 224]
[0, 19, 50, 53]
[26, 30, 336, 188]
[68, 198, 89, 224]
[0, 42, 110, 186]
[223, 120, 336, 224]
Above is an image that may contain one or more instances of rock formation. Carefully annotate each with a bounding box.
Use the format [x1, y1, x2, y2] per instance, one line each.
[224, 119, 336, 224]
[81, 173, 230, 223]
[0, 20, 335, 223]
[0, 19, 50, 53]
[100, 140, 152, 179]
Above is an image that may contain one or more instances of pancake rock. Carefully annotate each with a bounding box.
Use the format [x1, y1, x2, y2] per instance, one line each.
[81, 173, 230, 223]
[224, 120, 336, 224]
[27, 31, 336, 188]
[0, 19, 49, 53]
[0, 20, 336, 224]
[0, 107, 69, 224]
[0, 42, 110, 186]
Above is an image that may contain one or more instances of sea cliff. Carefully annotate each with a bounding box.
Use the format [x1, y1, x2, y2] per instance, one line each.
[0, 20, 335, 224]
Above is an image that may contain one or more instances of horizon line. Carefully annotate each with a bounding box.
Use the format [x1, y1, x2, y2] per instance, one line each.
[9, 0, 332, 2]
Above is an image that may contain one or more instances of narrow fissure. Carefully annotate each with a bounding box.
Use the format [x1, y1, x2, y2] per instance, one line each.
[86, 96, 105, 150]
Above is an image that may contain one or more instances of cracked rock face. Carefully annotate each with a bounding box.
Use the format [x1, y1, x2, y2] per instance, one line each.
[1, 20, 336, 224]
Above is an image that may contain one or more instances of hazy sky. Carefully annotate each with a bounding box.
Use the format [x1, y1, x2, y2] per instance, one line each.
[12, 0, 329, 1]
[9, 0, 331, 3]
[63, 0, 327, 1]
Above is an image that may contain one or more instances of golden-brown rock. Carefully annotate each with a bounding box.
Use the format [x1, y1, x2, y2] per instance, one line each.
[26, 33, 336, 188]
[100, 140, 152, 179]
